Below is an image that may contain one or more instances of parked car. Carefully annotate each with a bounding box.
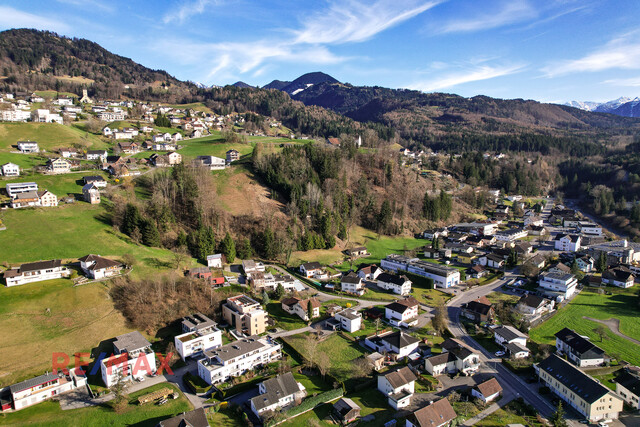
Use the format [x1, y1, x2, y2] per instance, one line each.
[494, 351, 505, 357]
[157, 398, 168, 405]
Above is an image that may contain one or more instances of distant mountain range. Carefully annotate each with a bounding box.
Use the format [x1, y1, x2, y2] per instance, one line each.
[263, 72, 339, 96]
[564, 97, 640, 117]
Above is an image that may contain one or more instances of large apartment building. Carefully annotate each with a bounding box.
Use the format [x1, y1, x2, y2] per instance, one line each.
[554, 328, 606, 367]
[197, 336, 282, 385]
[100, 331, 156, 388]
[381, 254, 460, 288]
[174, 313, 222, 361]
[222, 294, 268, 336]
[3, 260, 70, 287]
[537, 355, 623, 422]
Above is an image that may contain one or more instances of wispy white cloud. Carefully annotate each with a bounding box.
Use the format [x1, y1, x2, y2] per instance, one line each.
[163, 0, 218, 24]
[437, 0, 536, 34]
[294, 0, 443, 44]
[408, 63, 525, 92]
[603, 76, 640, 87]
[0, 6, 70, 33]
[542, 30, 640, 77]
[158, 0, 440, 82]
[153, 39, 347, 82]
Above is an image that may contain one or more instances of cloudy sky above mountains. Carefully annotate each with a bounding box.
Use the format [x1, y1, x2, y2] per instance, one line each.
[1, 0, 639, 102]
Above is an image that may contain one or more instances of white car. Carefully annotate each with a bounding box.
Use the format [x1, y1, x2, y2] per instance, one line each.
[494, 351, 505, 357]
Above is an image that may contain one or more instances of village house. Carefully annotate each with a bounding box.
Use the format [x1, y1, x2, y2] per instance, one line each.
[222, 294, 268, 336]
[151, 142, 178, 151]
[549, 262, 571, 274]
[83, 175, 107, 187]
[376, 272, 412, 295]
[45, 158, 72, 174]
[174, 313, 222, 361]
[196, 155, 226, 170]
[377, 366, 417, 410]
[5, 181, 35, 197]
[536, 354, 623, 422]
[0, 369, 87, 412]
[495, 228, 528, 242]
[31, 109, 62, 124]
[117, 141, 140, 154]
[346, 246, 369, 258]
[341, 272, 365, 296]
[555, 328, 606, 367]
[331, 308, 362, 332]
[1, 162, 20, 176]
[578, 221, 603, 236]
[461, 296, 494, 323]
[421, 227, 448, 240]
[86, 150, 108, 162]
[615, 370, 640, 410]
[250, 372, 306, 418]
[226, 149, 240, 163]
[539, 271, 578, 300]
[478, 254, 505, 269]
[424, 338, 480, 376]
[602, 266, 635, 288]
[78, 254, 122, 279]
[406, 398, 457, 427]
[365, 330, 420, 360]
[333, 398, 361, 424]
[576, 255, 595, 272]
[156, 408, 208, 427]
[206, 254, 223, 268]
[59, 147, 78, 158]
[97, 110, 126, 121]
[3, 260, 70, 287]
[17, 141, 39, 153]
[197, 336, 281, 385]
[471, 377, 503, 403]
[493, 325, 530, 358]
[242, 259, 266, 276]
[150, 152, 182, 167]
[554, 234, 581, 252]
[100, 331, 156, 388]
[357, 264, 383, 280]
[281, 297, 321, 321]
[82, 183, 101, 204]
[299, 261, 323, 278]
[516, 294, 555, 318]
[385, 297, 420, 327]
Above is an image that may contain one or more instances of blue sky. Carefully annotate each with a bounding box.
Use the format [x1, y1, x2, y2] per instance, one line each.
[1, 0, 640, 103]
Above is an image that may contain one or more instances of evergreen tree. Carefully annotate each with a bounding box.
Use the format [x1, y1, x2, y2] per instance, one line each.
[262, 290, 270, 305]
[274, 283, 285, 300]
[377, 200, 392, 232]
[154, 112, 171, 128]
[141, 218, 161, 247]
[220, 232, 236, 263]
[439, 190, 452, 220]
[121, 203, 141, 236]
[307, 299, 314, 321]
[237, 237, 253, 259]
[549, 401, 568, 427]
[596, 251, 608, 273]
[197, 226, 216, 261]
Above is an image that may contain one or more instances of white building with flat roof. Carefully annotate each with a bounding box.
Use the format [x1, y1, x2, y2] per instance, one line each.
[197, 336, 281, 385]
[175, 313, 222, 361]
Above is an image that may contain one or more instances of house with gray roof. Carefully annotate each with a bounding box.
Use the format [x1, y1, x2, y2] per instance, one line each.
[250, 372, 306, 417]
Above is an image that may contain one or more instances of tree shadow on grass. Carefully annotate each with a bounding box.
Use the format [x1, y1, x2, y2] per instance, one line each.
[143, 257, 173, 269]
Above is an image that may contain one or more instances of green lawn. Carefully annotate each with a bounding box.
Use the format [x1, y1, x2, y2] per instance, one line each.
[485, 291, 520, 305]
[0, 383, 192, 426]
[0, 203, 181, 278]
[0, 122, 108, 154]
[530, 287, 640, 365]
[265, 302, 308, 331]
[282, 334, 367, 382]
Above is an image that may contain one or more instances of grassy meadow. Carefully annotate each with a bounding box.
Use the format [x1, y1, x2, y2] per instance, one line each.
[530, 287, 640, 365]
[0, 383, 192, 426]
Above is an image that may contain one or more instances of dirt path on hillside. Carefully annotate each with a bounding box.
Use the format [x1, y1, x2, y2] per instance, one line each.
[583, 316, 640, 346]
